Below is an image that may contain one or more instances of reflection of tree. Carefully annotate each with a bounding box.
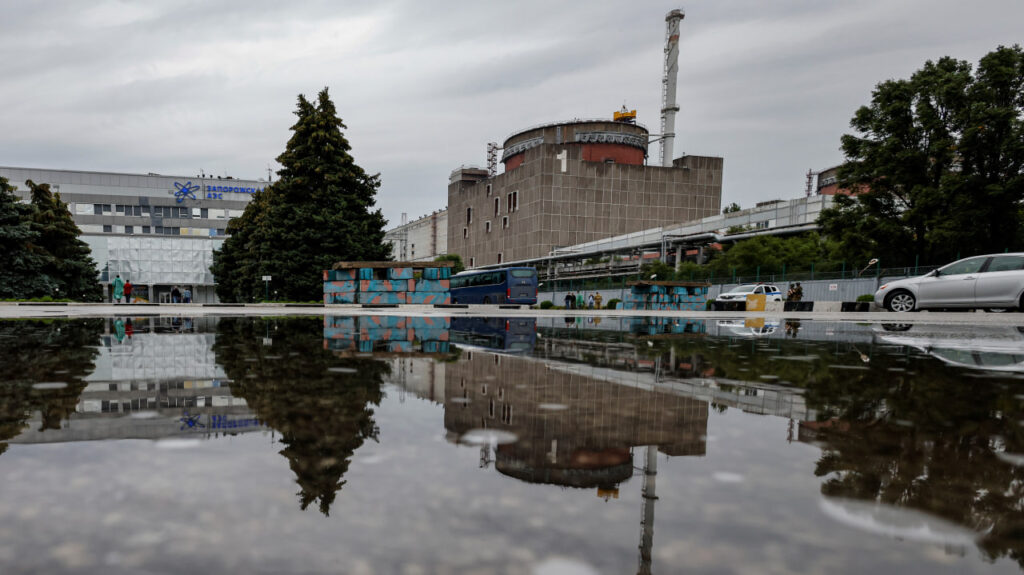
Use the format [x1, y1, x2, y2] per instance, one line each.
[0, 319, 102, 452]
[801, 358, 1024, 567]
[213, 317, 387, 515]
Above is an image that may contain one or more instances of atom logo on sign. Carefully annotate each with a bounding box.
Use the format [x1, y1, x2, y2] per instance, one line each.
[173, 181, 200, 203]
[179, 410, 205, 431]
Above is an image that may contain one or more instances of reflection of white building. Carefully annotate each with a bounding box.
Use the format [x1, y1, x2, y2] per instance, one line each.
[0, 166, 267, 303]
[11, 322, 263, 444]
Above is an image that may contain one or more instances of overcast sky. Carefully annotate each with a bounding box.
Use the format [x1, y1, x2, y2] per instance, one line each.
[2, 0, 1022, 227]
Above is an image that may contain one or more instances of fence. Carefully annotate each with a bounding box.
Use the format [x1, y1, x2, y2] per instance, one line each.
[540, 266, 932, 306]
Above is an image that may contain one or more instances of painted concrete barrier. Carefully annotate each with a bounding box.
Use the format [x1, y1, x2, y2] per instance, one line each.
[324, 262, 452, 305]
[622, 281, 709, 311]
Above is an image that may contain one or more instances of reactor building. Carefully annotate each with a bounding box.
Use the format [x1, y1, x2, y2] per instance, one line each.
[446, 9, 723, 268]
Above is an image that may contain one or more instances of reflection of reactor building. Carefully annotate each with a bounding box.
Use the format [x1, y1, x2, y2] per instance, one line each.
[445, 351, 707, 488]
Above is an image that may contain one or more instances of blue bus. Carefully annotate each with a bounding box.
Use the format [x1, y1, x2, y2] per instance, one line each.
[449, 267, 538, 305]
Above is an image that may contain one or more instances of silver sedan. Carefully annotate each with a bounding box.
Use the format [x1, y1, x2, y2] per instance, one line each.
[875, 253, 1024, 312]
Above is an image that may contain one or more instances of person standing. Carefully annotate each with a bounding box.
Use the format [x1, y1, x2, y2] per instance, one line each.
[594, 292, 603, 309]
[793, 282, 804, 302]
[123, 280, 133, 303]
[184, 287, 192, 304]
[576, 292, 584, 310]
[564, 292, 574, 309]
[171, 286, 181, 303]
[112, 275, 125, 304]
[587, 293, 595, 309]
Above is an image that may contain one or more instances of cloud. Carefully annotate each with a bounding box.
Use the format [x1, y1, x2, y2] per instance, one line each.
[1, 0, 1022, 227]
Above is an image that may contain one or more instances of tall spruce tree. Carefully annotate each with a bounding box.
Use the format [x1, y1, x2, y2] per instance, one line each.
[0, 176, 53, 299]
[25, 180, 103, 302]
[212, 88, 390, 302]
[819, 45, 1024, 266]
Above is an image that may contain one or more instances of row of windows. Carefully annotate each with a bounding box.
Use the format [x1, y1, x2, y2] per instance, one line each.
[79, 203, 240, 220]
[467, 191, 519, 225]
[464, 216, 510, 239]
[83, 224, 226, 236]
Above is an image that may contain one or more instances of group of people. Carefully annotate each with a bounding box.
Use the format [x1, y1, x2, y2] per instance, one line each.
[110, 275, 192, 303]
[786, 282, 804, 302]
[112, 275, 134, 303]
[563, 291, 603, 309]
[170, 286, 192, 304]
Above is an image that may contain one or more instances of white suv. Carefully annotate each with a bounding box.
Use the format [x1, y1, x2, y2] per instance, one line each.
[716, 284, 783, 302]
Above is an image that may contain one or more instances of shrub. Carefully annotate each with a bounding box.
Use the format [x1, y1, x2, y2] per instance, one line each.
[605, 298, 621, 309]
[856, 294, 874, 302]
[539, 300, 555, 309]
[705, 298, 716, 309]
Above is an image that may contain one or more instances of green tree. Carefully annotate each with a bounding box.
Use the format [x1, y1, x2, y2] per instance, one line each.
[212, 88, 391, 302]
[434, 253, 464, 274]
[722, 202, 741, 214]
[25, 180, 103, 302]
[0, 176, 54, 299]
[820, 45, 1024, 266]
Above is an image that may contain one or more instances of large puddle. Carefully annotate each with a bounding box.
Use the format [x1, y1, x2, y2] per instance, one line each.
[2, 315, 1024, 573]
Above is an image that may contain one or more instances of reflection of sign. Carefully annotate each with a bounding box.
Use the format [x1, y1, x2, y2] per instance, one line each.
[173, 181, 200, 203]
[179, 410, 205, 430]
[210, 415, 263, 430]
[829, 283, 838, 291]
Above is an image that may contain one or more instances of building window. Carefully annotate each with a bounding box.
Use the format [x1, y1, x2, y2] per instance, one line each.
[155, 226, 164, 234]
[201, 208, 209, 218]
[115, 204, 125, 214]
[469, 257, 475, 267]
[463, 227, 468, 239]
[125, 225, 133, 234]
[494, 197, 500, 216]
[142, 226, 151, 234]
[497, 253, 503, 264]
[102, 225, 112, 233]
[485, 221, 491, 233]
[486, 183, 492, 196]
[502, 216, 509, 229]
[102, 204, 111, 213]
[507, 191, 518, 212]
[466, 207, 472, 224]
[94, 204, 103, 215]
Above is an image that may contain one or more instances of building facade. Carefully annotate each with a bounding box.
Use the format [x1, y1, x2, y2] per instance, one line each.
[383, 209, 448, 261]
[0, 166, 266, 303]
[447, 119, 723, 268]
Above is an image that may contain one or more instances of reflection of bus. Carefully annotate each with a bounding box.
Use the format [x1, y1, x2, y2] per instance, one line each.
[450, 267, 538, 305]
[450, 317, 537, 353]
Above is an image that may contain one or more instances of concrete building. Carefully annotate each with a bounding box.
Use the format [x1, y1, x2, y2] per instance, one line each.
[383, 209, 448, 261]
[0, 166, 266, 303]
[447, 118, 723, 269]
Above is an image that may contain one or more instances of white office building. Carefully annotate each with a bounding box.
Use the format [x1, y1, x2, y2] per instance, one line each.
[0, 166, 267, 303]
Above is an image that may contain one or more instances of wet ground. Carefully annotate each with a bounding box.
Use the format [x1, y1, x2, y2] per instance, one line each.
[2, 314, 1024, 574]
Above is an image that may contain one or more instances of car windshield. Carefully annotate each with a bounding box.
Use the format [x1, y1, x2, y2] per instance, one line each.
[727, 285, 758, 293]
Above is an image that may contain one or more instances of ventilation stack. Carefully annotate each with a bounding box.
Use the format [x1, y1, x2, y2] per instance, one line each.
[660, 9, 685, 167]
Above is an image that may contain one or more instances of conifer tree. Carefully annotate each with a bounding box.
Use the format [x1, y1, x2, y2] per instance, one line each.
[0, 176, 53, 299]
[212, 88, 391, 302]
[25, 180, 103, 302]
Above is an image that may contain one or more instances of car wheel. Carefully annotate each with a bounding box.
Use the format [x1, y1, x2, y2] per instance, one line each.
[886, 290, 916, 313]
[985, 308, 1009, 313]
[881, 323, 913, 332]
